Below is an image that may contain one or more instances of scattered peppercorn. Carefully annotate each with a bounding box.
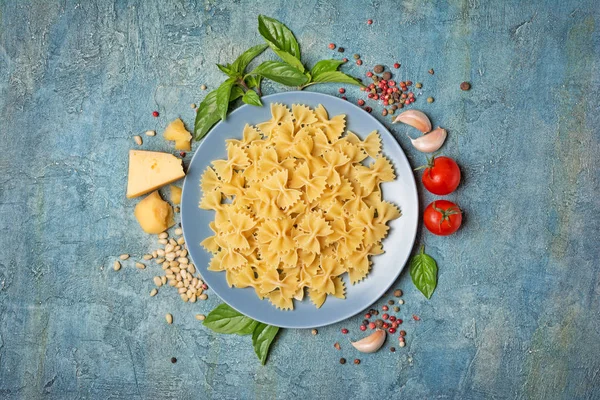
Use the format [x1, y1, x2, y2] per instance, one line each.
[415, 82, 423, 89]
[373, 65, 384, 73]
[428, 68, 434, 75]
[364, 106, 372, 112]
[382, 313, 389, 320]
[366, 71, 373, 77]
[353, 54, 360, 60]
[341, 96, 347, 100]
[399, 341, 406, 348]
[354, 359, 361, 365]
[390, 347, 396, 352]
[382, 322, 390, 329]
[358, 99, 365, 106]
[393, 306, 400, 312]
[200, 84, 207, 90]
[460, 81, 471, 91]
[170, 357, 177, 364]
[311, 329, 318, 335]
[393, 62, 400, 69]
[341, 328, 349, 334]
[369, 322, 376, 329]
[328, 43, 336, 50]
[375, 319, 384, 329]
[388, 327, 396, 334]
[394, 289, 403, 297]
[396, 319, 403, 324]
[389, 316, 396, 322]
[398, 299, 404, 305]
[400, 330, 406, 337]
[334, 342, 341, 350]
[413, 315, 421, 321]
[337, 47, 345, 52]
[356, 59, 363, 65]
[179, 152, 186, 157]
[382, 71, 392, 80]
[339, 88, 346, 94]
[367, 19, 373, 25]
[340, 358, 346, 364]
[427, 97, 434, 103]
[152, 111, 159, 117]
[202, 284, 209, 290]
[382, 305, 389, 311]
[382, 109, 388, 116]
[360, 325, 367, 331]
[388, 300, 395, 305]
[342, 57, 348, 63]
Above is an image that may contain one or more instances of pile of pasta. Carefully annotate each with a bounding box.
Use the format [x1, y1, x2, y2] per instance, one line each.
[199, 103, 401, 310]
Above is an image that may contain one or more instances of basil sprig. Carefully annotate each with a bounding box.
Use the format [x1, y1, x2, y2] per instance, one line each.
[409, 245, 438, 299]
[203, 303, 280, 365]
[194, 15, 364, 140]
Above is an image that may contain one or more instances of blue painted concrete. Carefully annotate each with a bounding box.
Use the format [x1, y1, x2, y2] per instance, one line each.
[0, 1, 599, 399]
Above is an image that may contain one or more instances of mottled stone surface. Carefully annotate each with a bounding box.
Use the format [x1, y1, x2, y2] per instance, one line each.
[1, 1, 599, 399]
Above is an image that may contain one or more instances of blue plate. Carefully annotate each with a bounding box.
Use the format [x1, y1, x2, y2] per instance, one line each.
[181, 91, 418, 328]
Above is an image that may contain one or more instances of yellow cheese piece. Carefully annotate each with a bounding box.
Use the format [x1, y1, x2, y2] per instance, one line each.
[134, 191, 175, 234]
[126, 150, 185, 198]
[164, 118, 192, 150]
[170, 185, 182, 205]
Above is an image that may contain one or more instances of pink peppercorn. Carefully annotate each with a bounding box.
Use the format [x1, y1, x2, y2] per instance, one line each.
[341, 96, 347, 100]
[389, 316, 396, 322]
[397, 319, 403, 324]
[393, 63, 400, 69]
[405, 99, 410, 105]
[399, 336, 405, 342]
[341, 328, 349, 334]
[369, 322, 376, 329]
[369, 83, 375, 89]
[328, 43, 336, 50]
[382, 322, 390, 329]
[367, 19, 373, 25]
[152, 111, 159, 117]
[367, 93, 374, 99]
[380, 79, 387, 85]
[373, 95, 379, 100]
[365, 106, 372, 113]
[389, 80, 396, 86]
[342, 57, 348, 62]
[179, 152, 186, 157]
[408, 92, 414, 98]
[392, 87, 399, 92]
[364, 313, 371, 319]
[382, 305, 389, 311]
[410, 98, 415, 103]
[356, 60, 363, 65]
[413, 315, 420, 321]
[382, 313, 389, 320]
[202, 284, 208, 290]
[383, 100, 388, 106]
[388, 328, 396, 334]
[358, 99, 365, 106]
[386, 88, 393, 94]
[339, 88, 346, 94]
[392, 322, 399, 329]
[360, 325, 367, 331]
[366, 71, 373, 77]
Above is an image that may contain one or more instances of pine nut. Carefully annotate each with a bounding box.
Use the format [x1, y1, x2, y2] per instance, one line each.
[181, 294, 189, 302]
[180, 270, 187, 280]
[170, 261, 179, 268]
[195, 314, 206, 321]
[156, 249, 165, 257]
[152, 251, 158, 258]
[171, 266, 180, 274]
[175, 245, 181, 251]
[196, 280, 203, 289]
[178, 287, 186, 294]
[165, 244, 174, 253]
[158, 239, 168, 245]
[169, 238, 177, 246]
[143, 254, 153, 260]
[119, 254, 130, 260]
[158, 232, 168, 239]
[187, 264, 195, 273]
[189, 294, 197, 303]
[161, 276, 167, 285]
[113, 261, 121, 271]
[178, 257, 188, 265]
[165, 314, 173, 324]
[165, 253, 176, 261]
[176, 275, 182, 282]
[166, 274, 175, 280]
[175, 228, 183, 235]
[155, 258, 165, 264]
[177, 237, 185, 245]
[135, 262, 146, 269]
[162, 263, 170, 271]
[134, 135, 143, 146]
[180, 249, 188, 258]
[153, 277, 162, 287]
[199, 294, 208, 300]
[150, 288, 158, 297]
[196, 288, 203, 296]
[186, 289, 193, 297]
[176, 281, 184, 288]
[169, 280, 177, 287]
[191, 278, 198, 287]
[183, 279, 190, 287]
[145, 130, 156, 137]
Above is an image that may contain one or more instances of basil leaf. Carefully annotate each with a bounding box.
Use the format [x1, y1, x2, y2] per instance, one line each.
[203, 304, 258, 335]
[310, 59, 344, 79]
[230, 44, 269, 74]
[230, 85, 245, 101]
[217, 63, 237, 78]
[252, 323, 279, 365]
[258, 15, 304, 72]
[242, 90, 262, 106]
[216, 78, 236, 121]
[311, 71, 363, 86]
[409, 245, 438, 299]
[250, 61, 308, 87]
[194, 90, 220, 140]
[246, 75, 262, 89]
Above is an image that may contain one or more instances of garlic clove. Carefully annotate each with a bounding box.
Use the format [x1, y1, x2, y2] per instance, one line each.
[350, 329, 386, 353]
[407, 127, 447, 153]
[392, 109, 432, 133]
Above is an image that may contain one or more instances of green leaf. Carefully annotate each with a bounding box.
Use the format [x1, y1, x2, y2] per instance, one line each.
[203, 304, 258, 335]
[216, 78, 236, 121]
[310, 71, 363, 86]
[230, 44, 269, 74]
[230, 85, 245, 101]
[258, 15, 305, 72]
[250, 61, 308, 87]
[310, 59, 345, 79]
[252, 323, 279, 365]
[194, 90, 220, 140]
[409, 245, 438, 299]
[242, 90, 262, 106]
[217, 63, 237, 78]
[246, 75, 262, 89]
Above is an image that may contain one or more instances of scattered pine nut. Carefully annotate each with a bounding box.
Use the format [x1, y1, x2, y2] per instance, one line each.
[145, 130, 156, 137]
[189, 294, 197, 303]
[135, 262, 146, 269]
[143, 254, 153, 260]
[175, 228, 183, 235]
[178, 257, 189, 265]
[155, 258, 165, 264]
[199, 294, 208, 300]
[158, 232, 168, 239]
[195, 314, 206, 321]
[169, 238, 177, 247]
[191, 103, 196, 109]
[153, 277, 162, 287]
[178, 287, 187, 294]
[165, 314, 173, 324]
[161, 276, 167, 285]
[152, 251, 158, 258]
[156, 249, 165, 257]
[150, 288, 158, 297]
[177, 237, 185, 245]
[158, 239, 168, 245]
[181, 294, 189, 302]
[200, 84, 207, 90]
[134, 135, 143, 146]
[119, 254, 130, 260]
[113, 261, 121, 271]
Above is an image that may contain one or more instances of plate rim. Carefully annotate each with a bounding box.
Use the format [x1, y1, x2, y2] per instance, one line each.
[181, 91, 418, 328]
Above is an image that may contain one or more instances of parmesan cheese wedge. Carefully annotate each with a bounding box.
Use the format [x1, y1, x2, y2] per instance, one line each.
[126, 150, 185, 198]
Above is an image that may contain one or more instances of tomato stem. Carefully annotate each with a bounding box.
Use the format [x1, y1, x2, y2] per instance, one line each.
[432, 201, 462, 228]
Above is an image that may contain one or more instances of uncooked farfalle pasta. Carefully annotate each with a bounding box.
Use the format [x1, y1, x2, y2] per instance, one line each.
[199, 103, 401, 310]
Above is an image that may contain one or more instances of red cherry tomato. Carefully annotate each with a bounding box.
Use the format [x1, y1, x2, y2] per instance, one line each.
[423, 200, 463, 236]
[421, 156, 461, 195]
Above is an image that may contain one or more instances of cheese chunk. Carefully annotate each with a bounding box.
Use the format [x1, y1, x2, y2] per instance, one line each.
[126, 150, 185, 198]
[170, 185, 182, 205]
[134, 191, 175, 234]
[164, 118, 192, 151]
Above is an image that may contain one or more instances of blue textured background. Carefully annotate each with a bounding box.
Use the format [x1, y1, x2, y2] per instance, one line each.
[1, 1, 599, 399]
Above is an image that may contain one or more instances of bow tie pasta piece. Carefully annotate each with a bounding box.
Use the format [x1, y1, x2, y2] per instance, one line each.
[199, 103, 400, 310]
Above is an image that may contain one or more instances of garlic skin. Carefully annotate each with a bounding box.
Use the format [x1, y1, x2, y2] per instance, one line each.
[393, 110, 432, 133]
[350, 329, 386, 353]
[407, 127, 447, 153]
